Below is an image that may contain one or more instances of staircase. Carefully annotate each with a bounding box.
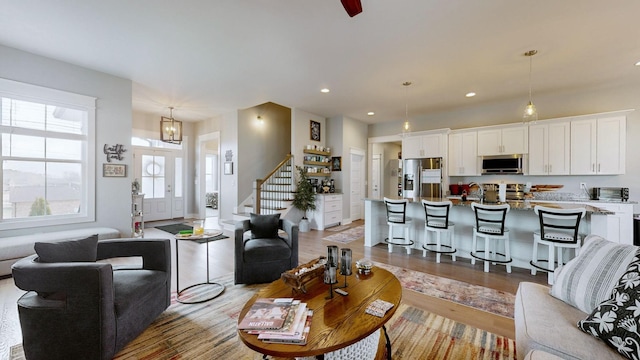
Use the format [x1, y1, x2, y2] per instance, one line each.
[226, 154, 295, 230]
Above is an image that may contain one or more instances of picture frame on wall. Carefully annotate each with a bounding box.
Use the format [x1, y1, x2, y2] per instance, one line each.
[331, 156, 342, 171]
[310, 120, 321, 141]
[103, 163, 127, 177]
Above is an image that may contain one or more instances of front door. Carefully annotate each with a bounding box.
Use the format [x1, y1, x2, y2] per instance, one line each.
[134, 148, 184, 221]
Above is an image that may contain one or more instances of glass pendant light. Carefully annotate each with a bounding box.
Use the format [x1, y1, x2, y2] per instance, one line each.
[401, 81, 412, 135]
[523, 50, 538, 123]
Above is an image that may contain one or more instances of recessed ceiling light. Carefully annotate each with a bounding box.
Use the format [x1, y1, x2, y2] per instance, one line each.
[321, 88, 330, 93]
[465, 92, 476, 98]
[635, 61, 640, 66]
[367, 112, 375, 116]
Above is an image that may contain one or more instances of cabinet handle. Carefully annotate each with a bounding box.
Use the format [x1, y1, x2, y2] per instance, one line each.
[592, 164, 595, 172]
[598, 163, 601, 173]
[549, 164, 552, 173]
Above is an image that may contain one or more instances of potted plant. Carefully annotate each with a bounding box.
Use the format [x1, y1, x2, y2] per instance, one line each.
[292, 166, 316, 232]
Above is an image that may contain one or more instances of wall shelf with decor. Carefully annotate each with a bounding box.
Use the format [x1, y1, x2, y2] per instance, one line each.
[131, 193, 145, 238]
[303, 148, 332, 177]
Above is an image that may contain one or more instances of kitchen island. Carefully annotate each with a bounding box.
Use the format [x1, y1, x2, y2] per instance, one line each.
[364, 197, 634, 270]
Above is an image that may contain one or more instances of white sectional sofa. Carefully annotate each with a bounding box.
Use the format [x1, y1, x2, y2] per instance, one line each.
[0, 227, 120, 276]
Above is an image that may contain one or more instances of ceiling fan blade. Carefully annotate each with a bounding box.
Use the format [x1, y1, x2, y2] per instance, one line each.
[341, 0, 362, 17]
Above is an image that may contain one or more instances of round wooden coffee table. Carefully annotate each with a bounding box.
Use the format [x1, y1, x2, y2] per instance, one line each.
[237, 266, 401, 358]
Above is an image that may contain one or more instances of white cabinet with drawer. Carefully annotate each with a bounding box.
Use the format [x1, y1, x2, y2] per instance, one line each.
[309, 194, 343, 230]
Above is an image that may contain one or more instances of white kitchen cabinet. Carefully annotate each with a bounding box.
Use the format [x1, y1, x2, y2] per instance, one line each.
[589, 202, 634, 245]
[309, 194, 343, 230]
[448, 130, 479, 176]
[477, 125, 528, 156]
[402, 132, 445, 159]
[570, 115, 626, 175]
[528, 121, 570, 175]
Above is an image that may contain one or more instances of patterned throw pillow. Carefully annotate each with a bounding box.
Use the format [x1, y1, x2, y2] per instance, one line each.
[578, 248, 640, 359]
[550, 235, 638, 313]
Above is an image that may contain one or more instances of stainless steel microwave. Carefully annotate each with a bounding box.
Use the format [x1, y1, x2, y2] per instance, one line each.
[481, 155, 524, 175]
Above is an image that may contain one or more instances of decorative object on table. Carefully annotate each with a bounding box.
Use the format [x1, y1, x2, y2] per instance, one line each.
[331, 156, 341, 171]
[365, 299, 395, 317]
[103, 163, 127, 177]
[337, 248, 352, 289]
[160, 106, 182, 144]
[103, 144, 126, 162]
[292, 166, 316, 232]
[329, 179, 335, 193]
[131, 178, 140, 194]
[356, 258, 373, 275]
[324, 245, 339, 299]
[192, 219, 205, 235]
[281, 257, 327, 294]
[310, 120, 320, 141]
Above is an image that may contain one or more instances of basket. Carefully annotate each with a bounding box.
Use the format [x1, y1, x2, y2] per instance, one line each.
[281, 256, 326, 294]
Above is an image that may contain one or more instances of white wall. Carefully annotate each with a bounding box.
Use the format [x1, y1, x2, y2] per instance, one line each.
[0, 44, 133, 236]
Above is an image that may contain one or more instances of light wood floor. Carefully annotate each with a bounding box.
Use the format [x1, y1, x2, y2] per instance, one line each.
[0, 218, 548, 359]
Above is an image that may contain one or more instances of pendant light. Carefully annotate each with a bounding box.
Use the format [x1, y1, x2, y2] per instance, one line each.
[160, 106, 183, 144]
[401, 81, 412, 136]
[523, 50, 538, 123]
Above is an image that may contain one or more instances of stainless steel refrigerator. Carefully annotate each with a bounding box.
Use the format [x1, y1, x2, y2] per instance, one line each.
[402, 158, 442, 199]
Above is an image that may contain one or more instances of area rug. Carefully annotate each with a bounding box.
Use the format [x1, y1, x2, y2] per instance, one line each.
[323, 225, 364, 244]
[375, 262, 515, 318]
[9, 273, 516, 360]
[154, 223, 193, 234]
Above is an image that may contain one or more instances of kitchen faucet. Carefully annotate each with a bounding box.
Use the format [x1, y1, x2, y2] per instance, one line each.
[468, 182, 484, 202]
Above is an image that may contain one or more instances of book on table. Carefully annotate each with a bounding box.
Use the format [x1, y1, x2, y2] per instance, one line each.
[253, 302, 306, 337]
[261, 310, 313, 345]
[365, 299, 394, 317]
[237, 298, 295, 330]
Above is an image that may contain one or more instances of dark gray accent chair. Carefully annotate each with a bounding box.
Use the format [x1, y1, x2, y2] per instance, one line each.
[12, 238, 171, 360]
[235, 216, 299, 284]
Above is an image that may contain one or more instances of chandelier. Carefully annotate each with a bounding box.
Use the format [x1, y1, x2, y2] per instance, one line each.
[160, 106, 183, 144]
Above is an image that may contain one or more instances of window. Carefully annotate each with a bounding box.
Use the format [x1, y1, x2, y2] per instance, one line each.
[0, 78, 95, 230]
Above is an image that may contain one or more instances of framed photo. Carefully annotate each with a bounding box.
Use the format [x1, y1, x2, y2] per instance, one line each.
[103, 163, 127, 177]
[310, 120, 321, 141]
[331, 156, 342, 171]
[224, 161, 233, 175]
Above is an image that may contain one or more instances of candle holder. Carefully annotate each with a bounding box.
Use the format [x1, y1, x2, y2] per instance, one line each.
[337, 248, 352, 289]
[324, 246, 339, 299]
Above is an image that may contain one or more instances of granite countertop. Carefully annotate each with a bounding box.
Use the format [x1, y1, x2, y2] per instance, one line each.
[366, 196, 615, 215]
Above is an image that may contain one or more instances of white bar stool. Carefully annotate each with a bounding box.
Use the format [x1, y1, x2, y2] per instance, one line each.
[531, 205, 585, 285]
[470, 202, 512, 273]
[421, 200, 456, 263]
[383, 197, 414, 254]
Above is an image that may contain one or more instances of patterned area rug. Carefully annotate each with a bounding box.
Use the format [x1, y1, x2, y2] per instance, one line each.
[322, 225, 364, 244]
[375, 262, 516, 318]
[10, 273, 516, 360]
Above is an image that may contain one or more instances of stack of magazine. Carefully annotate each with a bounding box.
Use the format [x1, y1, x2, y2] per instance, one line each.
[238, 298, 313, 345]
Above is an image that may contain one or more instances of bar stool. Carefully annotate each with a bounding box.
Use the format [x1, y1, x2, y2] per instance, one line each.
[470, 202, 512, 273]
[531, 205, 585, 285]
[383, 197, 414, 254]
[421, 199, 456, 263]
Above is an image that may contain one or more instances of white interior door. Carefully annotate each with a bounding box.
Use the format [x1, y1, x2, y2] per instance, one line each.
[134, 148, 184, 221]
[371, 154, 382, 199]
[350, 149, 365, 221]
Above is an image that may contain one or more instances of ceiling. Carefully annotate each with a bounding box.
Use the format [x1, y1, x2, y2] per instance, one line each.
[0, 1, 638, 124]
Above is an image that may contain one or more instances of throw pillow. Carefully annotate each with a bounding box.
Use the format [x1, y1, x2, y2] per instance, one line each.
[578, 248, 640, 359]
[250, 213, 281, 239]
[34, 234, 99, 263]
[550, 235, 638, 313]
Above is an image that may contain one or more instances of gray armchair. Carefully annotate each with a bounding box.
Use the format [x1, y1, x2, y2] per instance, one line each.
[12, 238, 171, 360]
[235, 215, 299, 284]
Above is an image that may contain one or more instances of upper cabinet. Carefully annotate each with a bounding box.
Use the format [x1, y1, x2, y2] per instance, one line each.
[570, 115, 626, 175]
[402, 131, 446, 159]
[528, 121, 571, 175]
[448, 130, 479, 176]
[477, 125, 528, 156]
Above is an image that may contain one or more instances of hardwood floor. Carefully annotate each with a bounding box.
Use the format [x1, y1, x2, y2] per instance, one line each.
[0, 218, 548, 359]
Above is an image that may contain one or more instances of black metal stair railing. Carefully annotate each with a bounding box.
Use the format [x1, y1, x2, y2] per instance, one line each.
[253, 154, 294, 215]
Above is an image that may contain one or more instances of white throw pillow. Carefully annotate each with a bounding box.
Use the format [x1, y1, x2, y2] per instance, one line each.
[549, 235, 638, 313]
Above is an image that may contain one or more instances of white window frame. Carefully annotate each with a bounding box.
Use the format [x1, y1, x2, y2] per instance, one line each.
[0, 78, 96, 230]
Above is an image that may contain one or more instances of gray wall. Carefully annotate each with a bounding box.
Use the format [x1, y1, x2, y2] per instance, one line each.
[0, 44, 133, 236]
